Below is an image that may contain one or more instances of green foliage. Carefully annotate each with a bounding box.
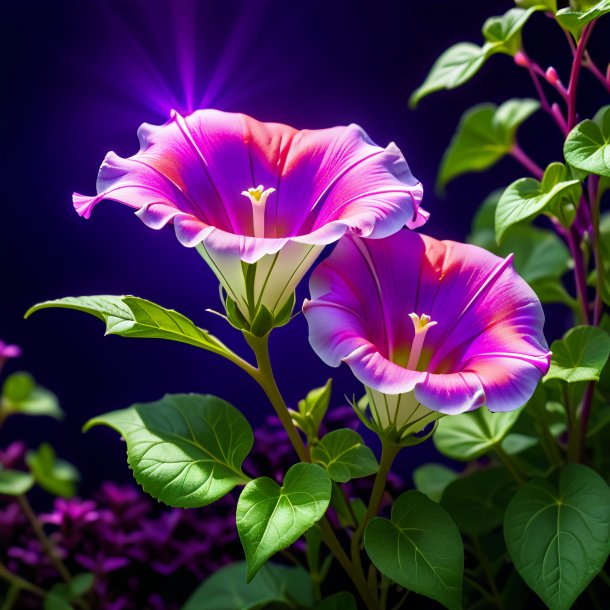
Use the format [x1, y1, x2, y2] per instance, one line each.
[495, 162, 580, 242]
[26, 443, 79, 498]
[557, 1, 610, 37]
[85, 394, 253, 508]
[596, 213, 610, 306]
[182, 561, 314, 610]
[314, 592, 357, 610]
[410, 8, 537, 106]
[437, 99, 539, 192]
[441, 468, 518, 535]
[515, 0, 557, 11]
[544, 326, 610, 384]
[364, 491, 464, 610]
[26, 295, 230, 357]
[1, 371, 63, 420]
[412, 463, 458, 502]
[236, 463, 331, 581]
[291, 379, 332, 441]
[311, 429, 378, 483]
[504, 464, 610, 610]
[434, 408, 523, 461]
[0, 468, 34, 495]
[564, 105, 610, 177]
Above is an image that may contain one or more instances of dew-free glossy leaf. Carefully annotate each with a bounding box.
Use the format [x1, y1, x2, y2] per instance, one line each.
[557, 1, 610, 37]
[26, 443, 79, 498]
[182, 561, 313, 610]
[312, 429, 378, 483]
[441, 468, 517, 535]
[26, 295, 229, 356]
[495, 163, 580, 242]
[438, 99, 539, 191]
[85, 394, 253, 507]
[544, 326, 610, 383]
[434, 408, 522, 460]
[564, 105, 610, 176]
[0, 468, 34, 495]
[237, 463, 331, 580]
[482, 7, 537, 53]
[365, 491, 463, 610]
[504, 464, 610, 610]
[413, 463, 458, 502]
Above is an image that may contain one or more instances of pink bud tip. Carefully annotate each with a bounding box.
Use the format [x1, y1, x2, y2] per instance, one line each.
[514, 51, 528, 68]
[546, 67, 559, 86]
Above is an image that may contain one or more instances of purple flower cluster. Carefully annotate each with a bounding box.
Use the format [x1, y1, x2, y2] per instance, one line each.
[1, 407, 402, 608]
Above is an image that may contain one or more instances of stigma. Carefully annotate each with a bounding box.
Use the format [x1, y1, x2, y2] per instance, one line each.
[241, 185, 276, 238]
[407, 312, 437, 371]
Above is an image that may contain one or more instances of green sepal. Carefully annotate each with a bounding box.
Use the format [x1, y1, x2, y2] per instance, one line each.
[85, 394, 253, 507]
[249, 305, 274, 338]
[504, 463, 610, 610]
[236, 463, 332, 581]
[544, 325, 610, 384]
[0, 468, 34, 496]
[225, 295, 249, 330]
[273, 292, 296, 327]
[181, 561, 314, 610]
[26, 443, 79, 498]
[312, 429, 379, 483]
[364, 490, 464, 610]
[437, 99, 539, 192]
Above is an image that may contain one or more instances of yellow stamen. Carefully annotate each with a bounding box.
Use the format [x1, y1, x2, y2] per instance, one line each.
[407, 312, 437, 371]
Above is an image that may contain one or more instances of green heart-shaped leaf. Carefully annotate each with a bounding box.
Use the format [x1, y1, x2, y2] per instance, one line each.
[1, 372, 63, 420]
[312, 429, 378, 483]
[564, 105, 610, 177]
[26, 295, 229, 357]
[237, 463, 331, 580]
[434, 408, 522, 460]
[85, 394, 253, 507]
[557, 1, 610, 37]
[544, 325, 610, 384]
[504, 463, 610, 610]
[438, 99, 539, 191]
[0, 468, 34, 496]
[482, 7, 536, 53]
[413, 463, 458, 503]
[365, 490, 464, 610]
[182, 561, 313, 610]
[441, 468, 518, 535]
[26, 443, 79, 498]
[495, 162, 581, 242]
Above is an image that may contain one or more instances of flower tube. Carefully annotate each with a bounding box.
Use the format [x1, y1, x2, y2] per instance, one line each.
[74, 110, 426, 326]
[303, 231, 551, 441]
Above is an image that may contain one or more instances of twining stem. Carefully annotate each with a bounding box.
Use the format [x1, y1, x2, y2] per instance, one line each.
[566, 227, 590, 324]
[244, 332, 377, 610]
[17, 495, 72, 584]
[510, 143, 543, 180]
[350, 441, 401, 589]
[0, 563, 46, 599]
[567, 22, 594, 131]
[588, 175, 604, 326]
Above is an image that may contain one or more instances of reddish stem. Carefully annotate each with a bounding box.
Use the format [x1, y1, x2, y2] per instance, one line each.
[584, 52, 610, 94]
[567, 23, 594, 131]
[510, 143, 544, 180]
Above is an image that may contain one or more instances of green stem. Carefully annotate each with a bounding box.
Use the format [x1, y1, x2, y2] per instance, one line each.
[351, 440, 401, 588]
[563, 385, 581, 463]
[472, 535, 503, 609]
[493, 445, 525, 485]
[17, 495, 72, 584]
[0, 563, 45, 599]
[244, 332, 377, 610]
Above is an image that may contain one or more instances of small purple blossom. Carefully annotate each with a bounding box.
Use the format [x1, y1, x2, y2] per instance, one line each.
[0, 340, 21, 373]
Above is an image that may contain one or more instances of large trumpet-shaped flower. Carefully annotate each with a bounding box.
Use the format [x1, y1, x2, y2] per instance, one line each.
[303, 231, 551, 438]
[74, 110, 426, 323]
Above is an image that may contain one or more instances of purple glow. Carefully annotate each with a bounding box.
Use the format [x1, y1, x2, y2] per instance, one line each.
[303, 231, 551, 420]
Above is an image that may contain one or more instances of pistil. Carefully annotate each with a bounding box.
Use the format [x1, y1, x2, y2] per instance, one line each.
[241, 185, 275, 238]
[407, 313, 437, 371]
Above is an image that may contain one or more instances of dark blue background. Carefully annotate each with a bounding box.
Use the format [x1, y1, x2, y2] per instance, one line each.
[1, 0, 606, 488]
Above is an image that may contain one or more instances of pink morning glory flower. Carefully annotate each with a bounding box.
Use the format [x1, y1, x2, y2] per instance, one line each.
[73, 110, 426, 322]
[303, 231, 551, 438]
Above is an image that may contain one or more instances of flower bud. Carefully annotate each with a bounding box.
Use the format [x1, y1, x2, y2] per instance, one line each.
[514, 51, 528, 68]
[546, 66, 559, 86]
